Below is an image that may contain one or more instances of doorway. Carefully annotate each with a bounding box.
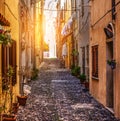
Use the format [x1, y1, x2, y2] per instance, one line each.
[82, 47, 85, 74]
[106, 41, 114, 109]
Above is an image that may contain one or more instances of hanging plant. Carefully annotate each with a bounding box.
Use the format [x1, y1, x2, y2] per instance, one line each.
[107, 59, 116, 69]
[0, 29, 13, 46]
[71, 49, 79, 56]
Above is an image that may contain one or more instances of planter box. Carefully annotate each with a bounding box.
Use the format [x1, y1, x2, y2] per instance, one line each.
[2, 114, 16, 121]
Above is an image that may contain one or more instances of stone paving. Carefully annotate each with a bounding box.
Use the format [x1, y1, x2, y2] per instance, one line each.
[17, 59, 120, 121]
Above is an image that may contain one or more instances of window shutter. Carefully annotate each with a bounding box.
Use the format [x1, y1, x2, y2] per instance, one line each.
[2, 45, 8, 77]
[92, 45, 98, 77]
[9, 41, 17, 86]
[2, 41, 17, 85]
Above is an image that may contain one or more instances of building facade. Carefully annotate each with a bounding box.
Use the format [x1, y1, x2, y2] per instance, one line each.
[0, 0, 20, 111]
[19, 0, 35, 93]
[60, 0, 73, 69]
[35, 0, 44, 67]
[90, 0, 120, 118]
[77, 0, 90, 81]
[0, 0, 36, 113]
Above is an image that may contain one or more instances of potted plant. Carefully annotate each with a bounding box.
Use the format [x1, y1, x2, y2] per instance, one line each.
[71, 66, 80, 77]
[71, 49, 79, 56]
[31, 67, 39, 80]
[107, 59, 116, 69]
[17, 75, 28, 106]
[78, 73, 89, 90]
[17, 66, 32, 106]
[0, 29, 13, 46]
[0, 106, 6, 121]
[17, 95, 27, 106]
[2, 114, 17, 121]
[17, 84, 31, 106]
[2, 65, 17, 121]
[17, 67, 28, 106]
[78, 73, 86, 83]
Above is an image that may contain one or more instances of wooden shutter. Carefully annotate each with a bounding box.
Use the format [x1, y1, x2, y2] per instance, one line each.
[82, 47, 85, 74]
[2, 45, 8, 77]
[92, 45, 98, 77]
[2, 41, 17, 85]
[9, 41, 17, 86]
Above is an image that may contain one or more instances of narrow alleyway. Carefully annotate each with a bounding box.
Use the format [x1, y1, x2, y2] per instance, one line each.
[17, 59, 120, 121]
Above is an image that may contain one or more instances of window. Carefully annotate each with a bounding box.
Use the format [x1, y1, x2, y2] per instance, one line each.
[82, 47, 85, 74]
[86, 45, 89, 65]
[81, 0, 84, 17]
[2, 41, 17, 86]
[92, 45, 98, 78]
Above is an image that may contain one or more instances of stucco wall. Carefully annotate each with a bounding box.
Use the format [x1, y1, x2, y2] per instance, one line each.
[4, 0, 20, 100]
[114, 0, 120, 117]
[90, 0, 111, 105]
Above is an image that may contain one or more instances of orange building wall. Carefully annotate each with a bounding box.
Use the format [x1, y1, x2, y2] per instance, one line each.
[90, 0, 111, 105]
[114, 0, 120, 117]
[90, 0, 120, 118]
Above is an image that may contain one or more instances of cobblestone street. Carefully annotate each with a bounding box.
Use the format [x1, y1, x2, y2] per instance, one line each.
[17, 59, 120, 121]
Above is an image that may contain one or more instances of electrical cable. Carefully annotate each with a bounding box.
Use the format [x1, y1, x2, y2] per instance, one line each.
[36, 7, 79, 11]
[4, 2, 17, 20]
[91, 0, 120, 27]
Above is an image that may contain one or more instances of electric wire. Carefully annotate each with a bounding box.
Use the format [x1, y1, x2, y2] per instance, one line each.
[91, 0, 120, 27]
[4, 2, 17, 20]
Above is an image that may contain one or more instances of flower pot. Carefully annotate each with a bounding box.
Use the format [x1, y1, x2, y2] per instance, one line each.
[107, 60, 116, 69]
[17, 95, 27, 106]
[111, 62, 116, 69]
[84, 82, 89, 90]
[2, 114, 16, 121]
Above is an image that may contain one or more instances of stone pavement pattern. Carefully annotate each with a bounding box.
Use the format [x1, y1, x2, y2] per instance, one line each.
[17, 59, 120, 121]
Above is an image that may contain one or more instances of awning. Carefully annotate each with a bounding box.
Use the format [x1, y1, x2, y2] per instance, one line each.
[0, 13, 10, 26]
[61, 12, 76, 37]
[62, 31, 73, 41]
[61, 18, 73, 36]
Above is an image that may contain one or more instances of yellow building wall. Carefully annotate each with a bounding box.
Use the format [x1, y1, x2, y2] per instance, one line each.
[65, 0, 72, 69]
[0, 0, 5, 13]
[35, 1, 43, 68]
[0, 45, 2, 106]
[0, 0, 20, 106]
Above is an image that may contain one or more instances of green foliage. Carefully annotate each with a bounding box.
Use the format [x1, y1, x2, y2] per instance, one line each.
[70, 64, 75, 69]
[2, 78, 9, 91]
[71, 49, 79, 56]
[31, 68, 39, 80]
[107, 59, 116, 65]
[71, 66, 80, 76]
[2, 65, 15, 91]
[0, 105, 6, 113]
[0, 30, 13, 45]
[107, 59, 116, 69]
[7, 65, 14, 77]
[78, 73, 86, 82]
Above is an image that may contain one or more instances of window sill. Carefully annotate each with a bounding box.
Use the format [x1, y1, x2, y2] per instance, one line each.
[92, 76, 99, 80]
